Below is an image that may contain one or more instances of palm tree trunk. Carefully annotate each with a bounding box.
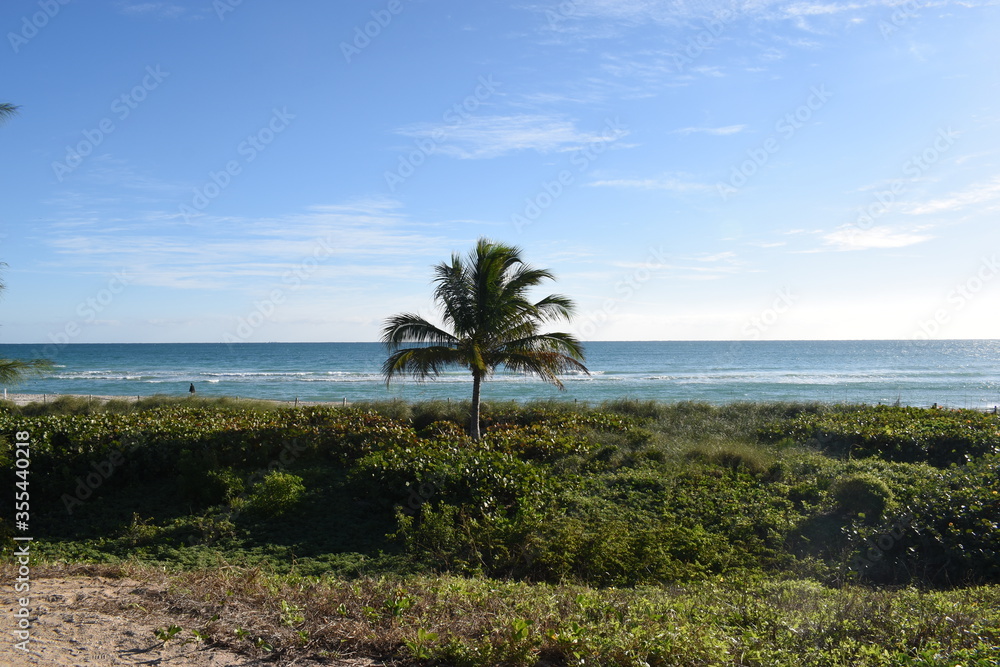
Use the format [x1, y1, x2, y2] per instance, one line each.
[469, 372, 482, 440]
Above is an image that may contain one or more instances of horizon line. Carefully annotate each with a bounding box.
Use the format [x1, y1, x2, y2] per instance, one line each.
[2, 338, 999, 345]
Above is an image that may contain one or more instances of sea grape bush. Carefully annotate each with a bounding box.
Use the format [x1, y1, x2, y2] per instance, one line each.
[242, 470, 306, 518]
[775, 449, 1000, 586]
[881, 455, 1000, 585]
[828, 472, 896, 520]
[759, 405, 1000, 466]
[1, 400, 998, 588]
[0, 406, 420, 478]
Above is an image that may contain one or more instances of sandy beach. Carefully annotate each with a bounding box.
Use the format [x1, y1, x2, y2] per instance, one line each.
[0, 393, 341, 408]
[2, 393, 137, 407]
[0, 566, 375, 667]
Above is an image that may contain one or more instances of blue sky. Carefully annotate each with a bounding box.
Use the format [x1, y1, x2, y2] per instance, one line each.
[1, 0, 998, 343]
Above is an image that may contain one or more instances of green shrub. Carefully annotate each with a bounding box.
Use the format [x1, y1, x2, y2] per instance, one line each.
[685, 441, 775, 476]
[883, 456, 1000, 585]
[351, 398, 414, 422]
[759, 405, 1000, 466]
[190, 515, 237, 545]
[520, 508, 727, 585]
[9, 394, 281, 417]
[352, 440, 549, 517]
[119, 512, 162, 547]
[395, 503, 480, 573]
[208, 468, 245, 504]
[18, 395, 97, 416]
[417, 420, 468, 442]
[4, 399, 999, 589]
[829, 473, 895, 520]
[601, 397, 667, 420]
[411, 400, 470, 431]
[244, 471, 306, 518]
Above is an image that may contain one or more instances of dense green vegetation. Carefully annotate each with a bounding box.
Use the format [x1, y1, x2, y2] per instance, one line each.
[2, 396, 998, 664]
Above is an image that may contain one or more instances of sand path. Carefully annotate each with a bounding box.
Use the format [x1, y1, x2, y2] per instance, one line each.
[0, 572, 373, 667]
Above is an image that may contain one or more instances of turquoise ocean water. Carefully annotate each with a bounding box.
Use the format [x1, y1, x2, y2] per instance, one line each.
[1, 340, 999, 408]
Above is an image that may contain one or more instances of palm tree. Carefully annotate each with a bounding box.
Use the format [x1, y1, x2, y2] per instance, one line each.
[382, 238, 588, 439]
[0, 103, 20, 125]
[0, 264, 53, 386]
[0, 107, 49, 385]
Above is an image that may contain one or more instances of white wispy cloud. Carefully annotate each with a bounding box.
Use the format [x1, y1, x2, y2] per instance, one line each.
[783, 2, 865, 17]
[598, 52, 680, 85]
[41, 196, 453, 291]
[395, 114, 628, 159]
[72, 155, 187, 195]
[117, 1, 188, 19]
[664, 250, 745, 280]
[820, 226, 934, 251]
[588, 174, 712, 192]
[673, 124, 747, 135]
[534, 0, 994, 40]
[691, 65, 727, 77]
[696, 251, 737, 262]
[903, 176, 1000, 215]
[538, 0, 746, 25]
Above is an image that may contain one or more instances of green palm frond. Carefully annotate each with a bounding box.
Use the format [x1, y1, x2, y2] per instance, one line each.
[532, 294, 575, 322]
[0, 359, 54, 384]
[433, 258, 476, 336]
[381, 313, 458, 350]
[500, 265, 555, 303]
[0, 103, 20, 125]
[496, 332, 588, 387]
[382, 346, 466, 384]
[1, 259, 55, 384]
[381, 238, 588, 438]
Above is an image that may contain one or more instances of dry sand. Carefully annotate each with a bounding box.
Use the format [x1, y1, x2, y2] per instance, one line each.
[2, 394, 139, 408]
[1, 570, 376, 666]
[0, 393, 340, 408]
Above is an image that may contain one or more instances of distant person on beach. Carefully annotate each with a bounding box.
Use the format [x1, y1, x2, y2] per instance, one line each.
[189, 383, 195, 394]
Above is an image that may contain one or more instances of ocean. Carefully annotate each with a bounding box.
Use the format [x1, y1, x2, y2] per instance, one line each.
[1, 340, 999, 409]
